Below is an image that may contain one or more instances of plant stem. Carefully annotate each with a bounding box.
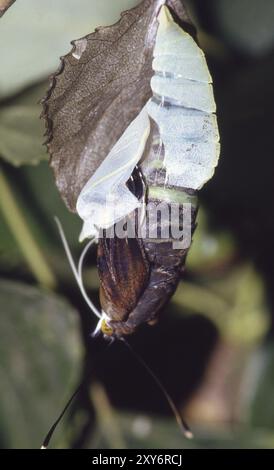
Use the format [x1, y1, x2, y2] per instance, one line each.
[0, 168, 57, 290]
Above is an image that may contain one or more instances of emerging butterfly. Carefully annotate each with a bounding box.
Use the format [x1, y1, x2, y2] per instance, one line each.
[41, 0, 220, 447]
[70, 4, 219, 338]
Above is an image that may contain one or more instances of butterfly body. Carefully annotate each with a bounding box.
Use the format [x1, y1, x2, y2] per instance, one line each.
[44, 2, 220, 338]
[80, 6, 219, 337]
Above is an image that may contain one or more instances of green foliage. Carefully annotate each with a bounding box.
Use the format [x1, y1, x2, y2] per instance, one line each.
[0, 280, 82, 449]
[0, 0, 141, 99]
[0, 81, 48, 167]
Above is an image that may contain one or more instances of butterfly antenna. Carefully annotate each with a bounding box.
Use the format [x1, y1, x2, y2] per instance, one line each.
[41, 324, 118, 450]
[78, 238, 95, 280]
[54, 217, 101, 320]
[41, 382, 83, 449]
[120, 338, 194, 440]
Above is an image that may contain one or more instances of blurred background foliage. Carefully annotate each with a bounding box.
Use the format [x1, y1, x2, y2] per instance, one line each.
[1, 0, 274, 449]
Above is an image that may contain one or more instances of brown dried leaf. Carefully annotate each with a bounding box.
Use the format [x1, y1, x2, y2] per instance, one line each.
[43, 0, 191, 212]
[0, 0, 15, 17]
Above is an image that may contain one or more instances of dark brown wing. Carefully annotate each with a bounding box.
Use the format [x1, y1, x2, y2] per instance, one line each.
[42, 0, 191, 212]
[98, 233, 150, 322]
[97, 168, 149, 321]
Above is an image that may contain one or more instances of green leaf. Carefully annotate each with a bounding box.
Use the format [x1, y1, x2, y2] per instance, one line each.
[0, 105, 47, 166]
[0, 280, 83, 449]
[0, 0, 143, 99]
[0, 161, 85, 281]
[0, 82, 49, 167]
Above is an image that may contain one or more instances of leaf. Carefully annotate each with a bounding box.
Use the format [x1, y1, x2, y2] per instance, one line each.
[0, 279, 83, 449]
[0, 1, 143, 99]
[0, 105, 47, 166]
[43, 0, 191, 211]
[0, 82, 48, 166]
[0, 161, 83, 280]
[0, 0, 15, 17]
